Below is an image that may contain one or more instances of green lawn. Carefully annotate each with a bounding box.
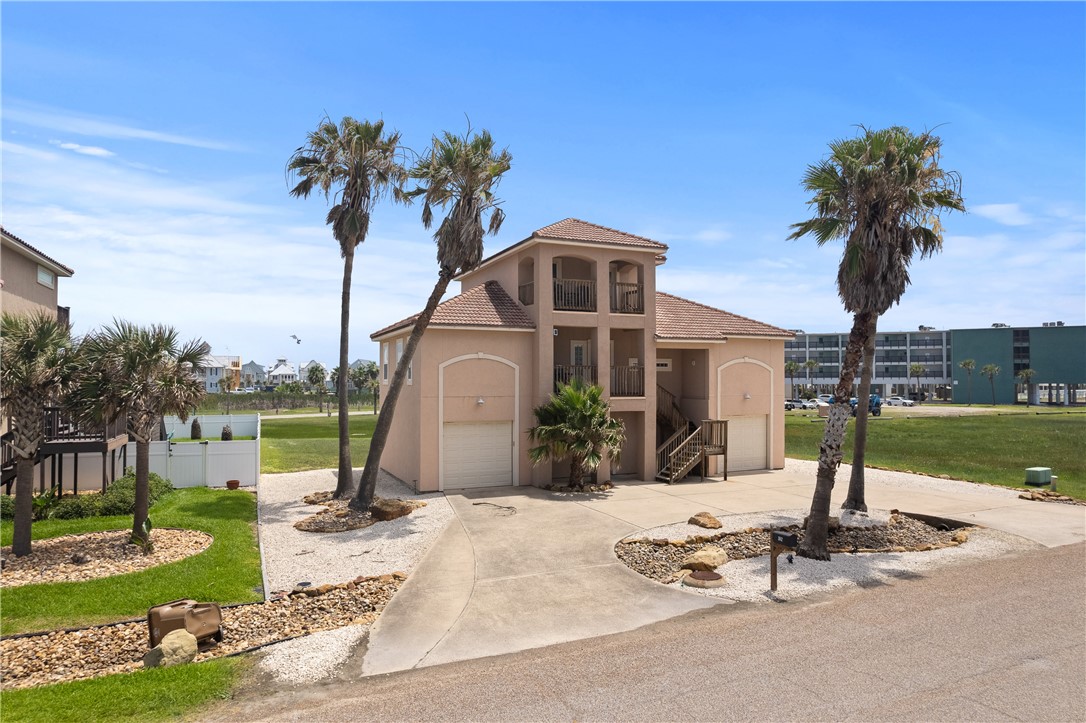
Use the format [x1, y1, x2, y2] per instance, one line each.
[0, 487, 262, 635]
[0, 658, 246, 723]
[260, 414, 378, 473]
[785, 412, 1086, 499]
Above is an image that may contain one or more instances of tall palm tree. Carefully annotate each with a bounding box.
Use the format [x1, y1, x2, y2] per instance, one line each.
[353, 361, 379, 413]
[843, 316, 877, 511]
[306, 363, 326, 412]
[785, 361, 802, 399]
[1016, 368, 1036, 406]
[288, 116, 405, 499]
[959, 358, 976, 405]
[981, 364, 1001, 405]
[803, 359, 819, 395]
[0, 312, 74, 557]
[909, 363, 926, 402]
[787, 126, 964, 559]
[352, 127, 511, 512]
[70, 321, 207, 544]
[527, 379, 626, 490]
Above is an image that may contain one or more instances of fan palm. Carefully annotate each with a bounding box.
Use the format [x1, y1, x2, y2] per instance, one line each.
[69, 321, 207, 544]
[787, 126, 964, 559]
[959, 359, 976, 405]
[288, 116, 405, 498]
[803, 359, 819, 394]
[527, 379, 626, 490]
[785, 361, 802, 399]
[844, 317, 878, 511]
[0, 312, 75, 557]
[1016, 368, 1035, 406]
[352, 126, 511, 511]
[981, 364, 1001, 405]
[909, 362, 926, 402]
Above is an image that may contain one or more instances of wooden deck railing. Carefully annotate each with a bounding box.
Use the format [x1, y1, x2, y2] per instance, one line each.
[610, 366, 644, 397]
[610, 282, 644, 314]
[553, 279, 596, 311]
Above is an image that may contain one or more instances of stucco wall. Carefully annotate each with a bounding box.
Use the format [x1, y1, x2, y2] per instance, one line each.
[1, 246, 59, 318]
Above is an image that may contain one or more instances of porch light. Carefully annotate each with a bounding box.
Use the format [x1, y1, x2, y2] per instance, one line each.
[476, 397, 485, 406]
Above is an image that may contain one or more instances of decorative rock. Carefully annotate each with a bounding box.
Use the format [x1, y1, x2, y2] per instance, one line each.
[688, 512, 722, 529]
[952, 530, 969, 544]
[938, 474, 951, 480]
[652, 538, 669, 546]
[369, 498, 426, 522]
[70, 553, 90, 565]
[143, 629, 197, 668]
[682, 570, 726, 589]
[680, 546, 728, 571]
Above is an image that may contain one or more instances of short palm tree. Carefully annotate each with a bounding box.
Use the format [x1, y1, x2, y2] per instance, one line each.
[70, 321, 207, 544]
[785, 361, 802, 399]
[959, 358, 976, 405]
[352, 126, 512, 512]
[307, 363, 326, 412]
[787, 126, 964, 559]
[1016, 368, 1036, 406]
[288, 116, 405, 499]
[909, 363, 926, 402]
[527, 379, 626, 490]
[0, 312, 74, 557]
[982, 364, 1001, 405]
[803, 359, 819, 394]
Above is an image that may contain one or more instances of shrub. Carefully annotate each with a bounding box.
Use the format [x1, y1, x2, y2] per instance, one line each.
[191, 417, 202, 440]
[221, 425, 233, 441]
[32, 489, 61, 521]
[53, 494, 104, 519]
[0, 494, 13, 520]
[100, 471, 175, 516]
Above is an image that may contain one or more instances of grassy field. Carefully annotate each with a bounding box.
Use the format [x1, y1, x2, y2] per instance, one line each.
[260, 414, 378, 473]
[0, 487, 262, 635]
[785, 412, 1085, 499]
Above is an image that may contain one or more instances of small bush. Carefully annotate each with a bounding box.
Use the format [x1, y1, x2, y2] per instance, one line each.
[53, 494, 104, 519]
[221, 425, 233, 441]
[32, 489, 61, 521]
[100, 471, 175, 516]
[191, 417, 202, 440]
[0, 494, 14, 520]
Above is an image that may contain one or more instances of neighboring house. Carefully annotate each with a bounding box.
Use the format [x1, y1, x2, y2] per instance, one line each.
[196, 354, 241, 393]
[0, 227, 74, 325]
[267, 358, 297, 386]
[241, 360, 266, 387]
[371, 218, 792, 492]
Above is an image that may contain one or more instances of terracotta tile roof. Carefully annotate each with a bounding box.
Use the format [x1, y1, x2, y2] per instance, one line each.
[0, 226, 75, 276]
[371, 281, 534, 339]
[655, 292, 794, 340]
[533, 218, 668, 251]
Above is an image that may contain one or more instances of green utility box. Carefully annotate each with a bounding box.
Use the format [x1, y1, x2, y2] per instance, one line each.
[1025, 467, 1052, 486]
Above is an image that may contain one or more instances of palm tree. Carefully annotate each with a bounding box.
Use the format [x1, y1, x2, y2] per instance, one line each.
[306, 363, 326, 412]
[843, 317, 877, 511]
[70, 321, 207, 544]
[1016, 368, 1036, 406]
[981, 364, 1001, 405]
[787, 126, 964, 559]
[803, 359, 819, 396]
[352, 127, 511, 512]
[353, 362, 379, 413]
[0, 312, 74, 557]
[959, 359, 976, 405]
[785, 361, 802, 399]
[909, 363, 926, 402]
[527, 379, 626, 490]
[288, 116, 405, 499]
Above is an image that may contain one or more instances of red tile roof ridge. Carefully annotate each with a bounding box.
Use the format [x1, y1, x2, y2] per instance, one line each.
[371, 280, 534, 339]
[655, 291, 794, 338]
[1, 226, 75, 276]
[532, 218, 668, 250]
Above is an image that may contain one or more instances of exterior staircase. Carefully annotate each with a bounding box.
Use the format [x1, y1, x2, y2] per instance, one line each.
[654, 385, 729, 484]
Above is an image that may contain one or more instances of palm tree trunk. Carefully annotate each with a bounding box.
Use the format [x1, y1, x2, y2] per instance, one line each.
[132, 439, 150, 543]
[842, 315, 877, 512]
[11, 457, 36, 557]
[798, 310, 872, 561]
[351, 270, 454, 511]
[990, 379, 996, 405]
[967, 374, 972, 405]
[569, 456, 585, 490]
[334, 248, 355, 499]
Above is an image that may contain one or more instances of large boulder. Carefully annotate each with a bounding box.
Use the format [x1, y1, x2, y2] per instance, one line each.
[688, 511, 722, 529]
[369, 498, 426, 522]
[143, 629, 198, 668]
[680, 546, 728, 572]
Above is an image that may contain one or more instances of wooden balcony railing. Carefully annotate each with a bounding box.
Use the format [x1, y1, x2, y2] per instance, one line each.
[42, 407, 127, 442]
[518, 282, 535, 306]
[554, 365, 598, 388]
[610, 366, 645, 397]
[553, 279, 596, 311]
[610, 282, 644, 314]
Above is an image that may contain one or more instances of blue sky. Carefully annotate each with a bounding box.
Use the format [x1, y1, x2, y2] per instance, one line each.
[3, 2, 1083, 370]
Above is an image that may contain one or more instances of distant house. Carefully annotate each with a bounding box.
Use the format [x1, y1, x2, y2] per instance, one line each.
[0, 227, 74, 325]
[267, 358, 297, 386]
[241, 360, 266, 387]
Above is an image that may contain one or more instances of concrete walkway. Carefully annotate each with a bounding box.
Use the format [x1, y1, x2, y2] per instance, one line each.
[361, 462, 1085, 676]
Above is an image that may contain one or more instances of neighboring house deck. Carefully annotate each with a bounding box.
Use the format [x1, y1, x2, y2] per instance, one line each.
[371, 219, 792, 493]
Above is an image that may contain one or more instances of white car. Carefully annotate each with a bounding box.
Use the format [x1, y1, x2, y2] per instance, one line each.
[794, 399, 819, 409]
[817, 394, 834, 404]
[885, 396, 915, 407]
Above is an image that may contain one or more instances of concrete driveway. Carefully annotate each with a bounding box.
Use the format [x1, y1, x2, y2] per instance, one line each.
[361, 462, 1085, 676]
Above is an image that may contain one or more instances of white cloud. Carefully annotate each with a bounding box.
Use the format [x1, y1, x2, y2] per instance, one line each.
[972, 203, 1032, 226]
[50, 140, 115, 157]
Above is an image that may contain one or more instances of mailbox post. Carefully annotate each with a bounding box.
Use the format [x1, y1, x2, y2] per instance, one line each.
[769, 530, 798, 591]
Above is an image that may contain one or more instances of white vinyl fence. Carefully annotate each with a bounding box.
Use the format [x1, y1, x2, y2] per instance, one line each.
[133, 414, 261, 488]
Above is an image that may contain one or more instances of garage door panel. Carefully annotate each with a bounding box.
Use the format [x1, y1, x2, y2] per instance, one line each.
[443, 422, 513, 489]
[727, 415, 767, 472]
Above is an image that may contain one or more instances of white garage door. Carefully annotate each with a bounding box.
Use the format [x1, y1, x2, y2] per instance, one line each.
[727, 415, 768, 472]
[443, 422, 513, 489]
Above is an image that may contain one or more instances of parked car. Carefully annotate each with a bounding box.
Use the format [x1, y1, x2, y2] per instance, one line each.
[885, 396, 915, 407]
[850, 394, 882, 416]
[817, 394, 834, 403]
[798, 398, 819, 409]
[784, 400, 797, 411]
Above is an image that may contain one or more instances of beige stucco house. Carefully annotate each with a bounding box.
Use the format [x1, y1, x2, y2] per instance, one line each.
[371, 219, 792, 492]
[1, 227, 74, 324]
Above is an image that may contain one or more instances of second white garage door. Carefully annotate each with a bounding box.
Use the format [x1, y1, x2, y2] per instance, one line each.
[443, 421, 514, 489]
[727, 415, 768, 472]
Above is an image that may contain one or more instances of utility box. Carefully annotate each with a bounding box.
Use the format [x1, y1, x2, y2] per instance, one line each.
[147, 599, 224, 648]
[1025, 467, 1052, 486]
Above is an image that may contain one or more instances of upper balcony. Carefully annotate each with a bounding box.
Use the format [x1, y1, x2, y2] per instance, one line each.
[516, 255, 645, 315]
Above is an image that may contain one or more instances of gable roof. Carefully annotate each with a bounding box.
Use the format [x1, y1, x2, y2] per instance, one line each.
[532, 218, 668, 251]
[371, 281, 534, 339]
[1, 226, 75, 276]
[655, 292, 794, 340]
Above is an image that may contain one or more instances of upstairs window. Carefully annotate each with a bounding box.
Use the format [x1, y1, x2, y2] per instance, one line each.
[382, 343, 389, 383]
[37, 265, 55, 289]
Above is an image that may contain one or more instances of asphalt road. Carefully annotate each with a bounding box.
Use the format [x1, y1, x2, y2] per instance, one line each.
[209, 543, 1085, 722]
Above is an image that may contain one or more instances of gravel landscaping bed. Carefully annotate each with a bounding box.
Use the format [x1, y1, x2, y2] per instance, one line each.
[1, 529, 212, 588]
[0, 575, 401, 690]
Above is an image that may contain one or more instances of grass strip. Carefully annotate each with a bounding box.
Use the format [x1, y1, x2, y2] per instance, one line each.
[260, 415, 377, 473]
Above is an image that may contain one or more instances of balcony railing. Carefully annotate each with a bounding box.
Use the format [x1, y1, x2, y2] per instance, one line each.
[41, 407, 127, 443]
[518, 282, 534, 306]
[610, 282, 644, 314]
[553, 279, 596, 312]
[554, 365, 598, 388]
[611, 366, 645, 397]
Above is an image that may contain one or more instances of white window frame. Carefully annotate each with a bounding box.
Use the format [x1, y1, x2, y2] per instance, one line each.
[382, 343, 389, 383]
[36, 265, 55, 289]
